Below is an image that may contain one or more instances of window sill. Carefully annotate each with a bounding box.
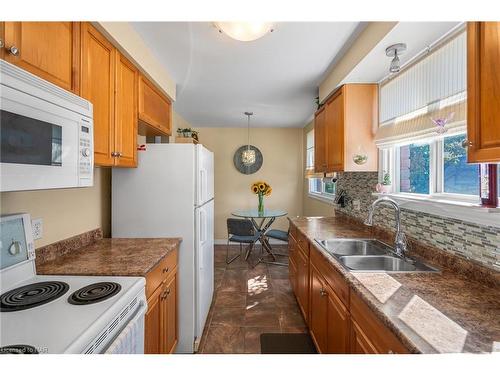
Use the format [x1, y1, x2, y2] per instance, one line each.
[308, 192, 335, 205]
[372, 192, 500, 228]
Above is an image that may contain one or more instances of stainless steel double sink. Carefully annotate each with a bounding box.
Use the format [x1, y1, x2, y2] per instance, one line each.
[315, 239, 438, 273]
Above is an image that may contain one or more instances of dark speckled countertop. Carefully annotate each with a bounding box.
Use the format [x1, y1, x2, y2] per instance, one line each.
[289, 214, 500, 354]
[37, 238, 181, 277]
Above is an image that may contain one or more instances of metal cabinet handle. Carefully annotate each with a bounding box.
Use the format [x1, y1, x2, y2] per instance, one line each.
[117, 152, 122, 157]
[111, 151, 117, 157]
[388, 350, 394, 354]
[462, 139, 473, 148]
[0, 39, 4, 49]
[162, 267, 169, 274]
[8, 46, 19, 56]
[320, 288, 327, 297]
[166, 288, 171, 295]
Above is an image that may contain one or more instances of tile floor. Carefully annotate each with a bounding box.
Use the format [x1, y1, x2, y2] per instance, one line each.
[198, 244, 307, 354]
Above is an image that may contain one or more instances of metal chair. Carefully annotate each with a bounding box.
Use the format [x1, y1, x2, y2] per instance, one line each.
[264, 229, 289, 258]
[226, 218, 261, 264]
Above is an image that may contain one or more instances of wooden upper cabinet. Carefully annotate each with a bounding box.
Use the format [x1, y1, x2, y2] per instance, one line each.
[2, 22, 80, 93]
[0, 23, 5, 60]
[467, 22, 500, 163]
[81, 23, 116, 166]
[114, 53, 138, 167]
[316, 84, 378, 173]
[326, 89, 345, 171]
[314, 107, 327, 173]
[138, 74, 172, 136]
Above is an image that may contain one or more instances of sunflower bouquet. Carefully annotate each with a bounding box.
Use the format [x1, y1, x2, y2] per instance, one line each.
[251, 181, 272, 213]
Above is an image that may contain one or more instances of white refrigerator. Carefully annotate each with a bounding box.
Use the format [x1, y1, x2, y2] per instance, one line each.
[111, 144, 214, 353]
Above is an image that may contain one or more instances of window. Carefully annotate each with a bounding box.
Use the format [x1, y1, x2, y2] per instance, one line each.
[383, 132, 480, 201]
[306, 129, 336, 200]
[399, 142, 430, 194]
[443, 134, 479, 195]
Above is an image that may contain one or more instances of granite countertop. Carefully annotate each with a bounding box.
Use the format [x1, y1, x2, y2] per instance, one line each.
[289, 215, 500, 354]
[37, 238, 182, 277]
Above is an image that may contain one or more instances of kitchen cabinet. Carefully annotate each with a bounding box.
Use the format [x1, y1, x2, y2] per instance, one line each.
[314, 106, 327, 173]
[314, 84, 378, 172]
[291, 232, 408, 354]
[81, 23, 138, 167]
[467, 22, 500, 163]
[138, 74, 172, 136]
[1, 22, 80, 93]
[145, 248, 178, 354]
[288, 235, 298, 294]
[349, 290, 408, 354]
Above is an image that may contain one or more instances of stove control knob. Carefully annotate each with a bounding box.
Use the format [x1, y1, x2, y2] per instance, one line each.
[81, 148, 91, 157]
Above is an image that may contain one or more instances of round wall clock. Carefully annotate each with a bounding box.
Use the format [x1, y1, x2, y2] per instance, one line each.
[233, 145, 263, 174]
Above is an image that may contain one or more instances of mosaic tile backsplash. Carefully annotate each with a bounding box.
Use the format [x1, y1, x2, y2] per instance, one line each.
[335, 172, 500, 272]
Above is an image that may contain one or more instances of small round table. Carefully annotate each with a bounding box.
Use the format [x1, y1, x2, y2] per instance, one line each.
[231, 209, 288, 266]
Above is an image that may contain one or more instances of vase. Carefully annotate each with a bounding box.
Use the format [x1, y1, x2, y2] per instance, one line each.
[258, 192, 264, 214]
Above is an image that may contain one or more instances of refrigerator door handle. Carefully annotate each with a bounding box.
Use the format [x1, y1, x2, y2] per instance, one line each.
[198, 208, 206, 269]
[199, 169, 206, 204]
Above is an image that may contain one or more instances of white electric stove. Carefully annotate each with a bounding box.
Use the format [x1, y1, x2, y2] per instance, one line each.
[0, 214, 147, 354]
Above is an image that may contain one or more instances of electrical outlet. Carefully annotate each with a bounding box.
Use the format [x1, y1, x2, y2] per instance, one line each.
[352, 199, 361, 211]
[32, 218, 43, 240]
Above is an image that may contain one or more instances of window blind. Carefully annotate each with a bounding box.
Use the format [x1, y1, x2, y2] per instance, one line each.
[375, 29, 466, 147]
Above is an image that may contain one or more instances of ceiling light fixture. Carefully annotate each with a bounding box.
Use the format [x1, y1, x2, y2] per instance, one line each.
[385, 43, 407, 73]
[241, 112, 256, 166]
[214, 22, 274, 42]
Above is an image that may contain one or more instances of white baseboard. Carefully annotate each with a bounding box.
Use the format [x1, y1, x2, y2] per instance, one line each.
[214, 238, 287, 245]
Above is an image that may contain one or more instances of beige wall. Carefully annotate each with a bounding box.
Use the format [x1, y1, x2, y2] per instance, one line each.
[0, 168, 111, 248]
[195, 127, 304, 240]
[319, 22, 396, 102]
[301, 121, 334, 217]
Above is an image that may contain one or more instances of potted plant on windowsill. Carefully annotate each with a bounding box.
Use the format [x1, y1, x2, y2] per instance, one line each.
[376, 171, 392, 194]
[176, 128, 199, 144]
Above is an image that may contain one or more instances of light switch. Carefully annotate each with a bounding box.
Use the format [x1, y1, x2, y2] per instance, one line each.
[32, 218, 43, 240]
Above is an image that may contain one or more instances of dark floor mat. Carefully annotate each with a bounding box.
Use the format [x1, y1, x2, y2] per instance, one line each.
[260, 333, 317, 354]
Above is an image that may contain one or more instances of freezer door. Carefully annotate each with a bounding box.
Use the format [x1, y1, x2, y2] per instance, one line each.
[195, 199, 214, 340]
[196, 145, 214, 206]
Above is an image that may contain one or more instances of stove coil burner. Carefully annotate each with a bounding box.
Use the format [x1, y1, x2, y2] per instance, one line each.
[68, 282, 121, 305]
[0, 281, 70, 312]
[0, 345, 39, 354]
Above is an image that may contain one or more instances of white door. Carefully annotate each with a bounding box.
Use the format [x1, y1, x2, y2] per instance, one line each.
[196, 145, 214, 205]
[195, 199, 214, 339]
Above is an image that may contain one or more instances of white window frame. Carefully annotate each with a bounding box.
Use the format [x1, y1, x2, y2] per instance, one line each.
[381, 131, 481, 205]
[308, 178, 336, 203]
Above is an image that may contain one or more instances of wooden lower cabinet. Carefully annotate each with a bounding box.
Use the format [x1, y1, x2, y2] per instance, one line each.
[350, 319, 379, 354]
[290, 229, 409, 354]
[144, 249, 178, 354]
[296, 248, 309, 323]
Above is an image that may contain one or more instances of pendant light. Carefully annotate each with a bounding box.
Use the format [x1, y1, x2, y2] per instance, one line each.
[241, 112, 256, 166]
[215, 22, 274, 42]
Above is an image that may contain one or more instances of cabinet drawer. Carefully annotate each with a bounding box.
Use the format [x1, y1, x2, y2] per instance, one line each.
[350, 290, 409, 354]
[310, 245, 349, 306]
[296, 230, 309, 256]
[146, 249, 178, 298]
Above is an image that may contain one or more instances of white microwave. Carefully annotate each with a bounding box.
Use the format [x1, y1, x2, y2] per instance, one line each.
[0, 61, 93, 192]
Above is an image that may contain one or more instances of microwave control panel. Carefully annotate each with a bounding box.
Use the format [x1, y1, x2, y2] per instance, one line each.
[78, 120, 93, 183]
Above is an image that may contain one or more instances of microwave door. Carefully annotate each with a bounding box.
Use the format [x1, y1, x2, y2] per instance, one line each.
[0, 84, 88, 192]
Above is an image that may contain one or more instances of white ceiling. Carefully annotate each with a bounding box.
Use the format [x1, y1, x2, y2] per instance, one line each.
[341, 22, 462, 84]
[132, 22, 362, 128]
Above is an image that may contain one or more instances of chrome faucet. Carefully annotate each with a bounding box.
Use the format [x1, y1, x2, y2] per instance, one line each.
[364, 196, 408, 257]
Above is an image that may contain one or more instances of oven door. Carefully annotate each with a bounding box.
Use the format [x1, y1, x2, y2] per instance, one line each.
[0, 84, 93, 192]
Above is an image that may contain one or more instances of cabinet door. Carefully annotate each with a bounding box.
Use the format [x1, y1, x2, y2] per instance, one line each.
[314, 108, 327, 173]
[350, 319, 379, 354]
[296, 249, 309, 323]
[326, 90, 345, 171]
[144, 285, 162, 354]
[309, 265, 328, 353]
[81, 23, 116, 166]
[467, 22, 500, 162]
[3, 22, 80, 93]
[0, 22, 5, 60]
[161, 272, 178, 354]
[115, 52, 138, 167]
[326, 285, 350, 354]
[138, 74, 172, 136]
